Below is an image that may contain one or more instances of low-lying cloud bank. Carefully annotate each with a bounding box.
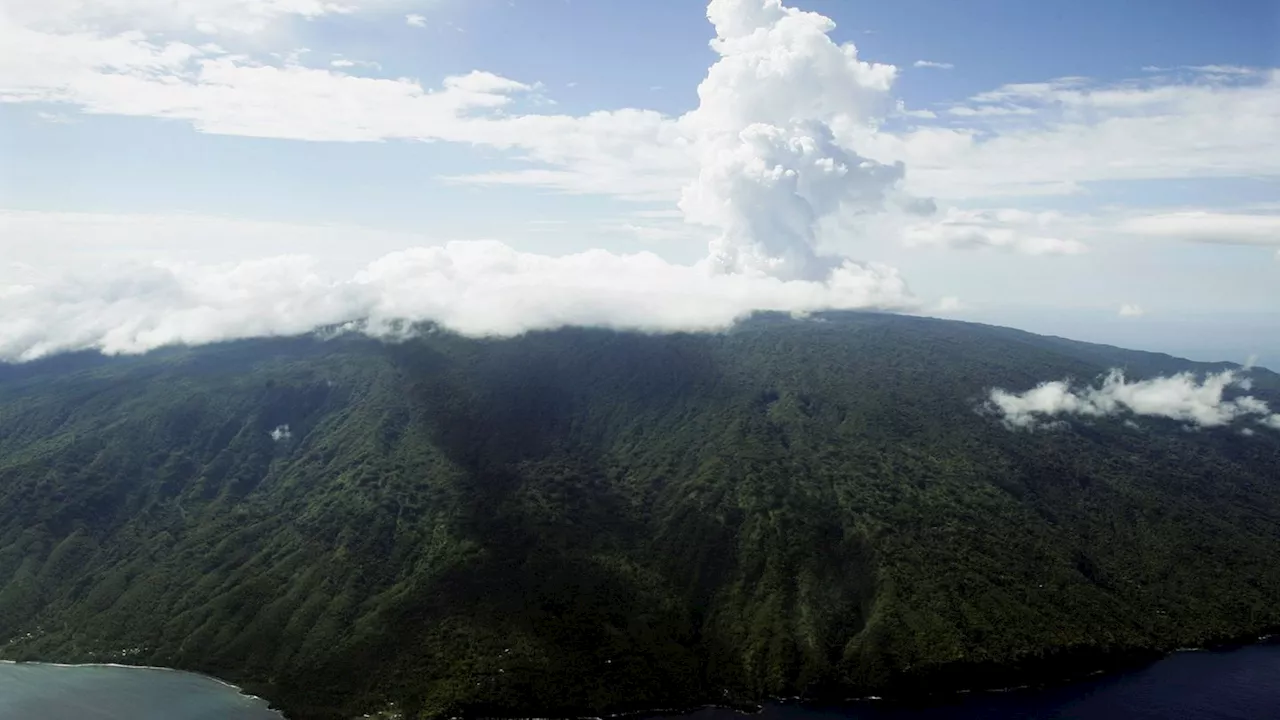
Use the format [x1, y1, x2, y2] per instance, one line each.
[988, 369, 1280, 431]
[0, 241, 915, 362]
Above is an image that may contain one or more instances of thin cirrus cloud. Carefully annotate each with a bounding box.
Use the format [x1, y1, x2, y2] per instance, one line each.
[900, 208, 1089, 255]
[912, 60, 954, 70]
[1119, 211, 1280, 247]
[861, 68, 1280, 201]
[988, 369, 1280, 431]
[0, 0, 397, 34]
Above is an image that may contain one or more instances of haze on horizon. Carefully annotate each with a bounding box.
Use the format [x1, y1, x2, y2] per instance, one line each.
[1, 0, 1278, 365]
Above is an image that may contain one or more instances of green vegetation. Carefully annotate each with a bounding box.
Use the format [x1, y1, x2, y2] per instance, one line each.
[0, 312, 1277, 719]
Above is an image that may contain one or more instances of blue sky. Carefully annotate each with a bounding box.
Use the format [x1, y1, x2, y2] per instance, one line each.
[1, 0, 1278, 364]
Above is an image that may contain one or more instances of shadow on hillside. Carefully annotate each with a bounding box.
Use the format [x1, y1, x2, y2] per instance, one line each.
[363, 330, 735, 714]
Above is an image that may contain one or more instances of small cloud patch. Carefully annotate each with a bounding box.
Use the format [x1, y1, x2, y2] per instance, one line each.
[270, 424, 292, 441]
[933, 296, 965, 313]
[988, 369, 1280, 431]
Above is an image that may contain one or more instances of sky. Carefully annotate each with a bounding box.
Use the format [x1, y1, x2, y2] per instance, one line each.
[2, 0, 1279, 366]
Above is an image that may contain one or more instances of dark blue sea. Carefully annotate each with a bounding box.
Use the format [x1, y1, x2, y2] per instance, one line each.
[2, 642, 1278, 719]
[683, 642, 1280, 720]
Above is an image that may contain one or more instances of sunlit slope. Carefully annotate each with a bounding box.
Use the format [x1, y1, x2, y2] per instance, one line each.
[1, 312, 1277, 719]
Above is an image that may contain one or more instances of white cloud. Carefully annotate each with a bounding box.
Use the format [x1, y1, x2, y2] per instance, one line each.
[0, 0, 919, 218]
[945, 105, 1036, 117]
[0, 0, 387, 35]
[1143, 65, 1259, 77]
[330, 57, 381, 70]
[1119, 303, 1145, 317]
[405, 13, 426, 27]
[604, 220, 714, 245]
[2, 0, 1277, 360]
[0, 208, 429, 276]
[0, 14, 693, 201]
[1119, 211, 1280, 247]
[865, 69, 1280, 200]
[0, 241, 915, 362]
[0, 23, 529, 136]
[901, 208, 1089, 255]
[989, 369, 1280, 430]
[678, 0, 912, 281]
[891, 100, 937, 120]
[4, 1, 1278, 212]
[932, 296, 965, 313]
[0, 0, 928, 351]
[35, 110, 75, 123]
[912, 60, 953, 70]
[270, 424, 292, 441]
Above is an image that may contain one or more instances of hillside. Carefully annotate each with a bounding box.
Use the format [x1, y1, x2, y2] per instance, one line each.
[1, 312, 1278, 719]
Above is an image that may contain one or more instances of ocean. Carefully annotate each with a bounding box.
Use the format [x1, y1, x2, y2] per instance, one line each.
[3, 640, 1278, 720]
[0, 661, 281, 719]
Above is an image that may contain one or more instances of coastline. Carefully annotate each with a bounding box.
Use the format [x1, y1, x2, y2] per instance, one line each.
[499, 631, 1280, 720]
[0, 659, 281, 715]
[5, 631, 1278, 720]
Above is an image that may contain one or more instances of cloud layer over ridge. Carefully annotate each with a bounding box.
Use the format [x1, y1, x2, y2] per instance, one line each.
[0, 0, 926, 362]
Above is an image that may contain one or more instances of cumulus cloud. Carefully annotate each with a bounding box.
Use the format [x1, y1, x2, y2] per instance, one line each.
[6, 0, 1272, 361]
[0, 0, 929, 361]
[912, 60, 953, 70]
[1118, 303, 1144, 317]
[678, 0, 917, 281]
[405, 13, 426, 27]
[0, 0, 926, 216]
[988, 369, 1280, 430]
[901, 208, 1089, 255]
[5, 0, 1278, 210]
[0, 241, 916, 362]
[269, 424, 292, 441]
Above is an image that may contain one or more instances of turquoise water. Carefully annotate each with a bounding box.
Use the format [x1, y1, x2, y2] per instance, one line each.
[0, 662, 282, 720]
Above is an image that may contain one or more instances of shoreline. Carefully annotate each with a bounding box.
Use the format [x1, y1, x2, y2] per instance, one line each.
[0, 659, 280, 715]
[5, 632, 1278, 720]
[538, 632, 1280, 720]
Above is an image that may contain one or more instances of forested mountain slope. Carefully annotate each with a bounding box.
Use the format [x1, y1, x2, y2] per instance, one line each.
[1, 312, 1278, 719]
